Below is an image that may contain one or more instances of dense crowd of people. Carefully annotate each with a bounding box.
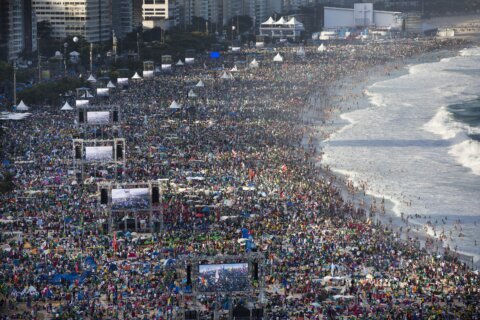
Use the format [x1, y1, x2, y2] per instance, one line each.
[1, 37, 479, 319]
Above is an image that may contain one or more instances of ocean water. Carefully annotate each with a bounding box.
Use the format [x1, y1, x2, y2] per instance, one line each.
[321, 47, 480, 263]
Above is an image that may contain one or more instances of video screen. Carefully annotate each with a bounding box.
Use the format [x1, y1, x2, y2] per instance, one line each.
[143, 70, 154, 78]
[76, 99, 89, 107]
[118, 78, 129, 85]
[198, 263, 250, 292]
[87, 111, 110, 124]
[161, 64, 171, 71]
[97, 88, 109, 97]
[112, 188, 150, 210]
[185, 57, 195, 64]
[85, 146, 113, 162]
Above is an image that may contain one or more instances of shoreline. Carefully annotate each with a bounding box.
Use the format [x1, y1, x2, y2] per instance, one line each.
[304, 48, 479, 268]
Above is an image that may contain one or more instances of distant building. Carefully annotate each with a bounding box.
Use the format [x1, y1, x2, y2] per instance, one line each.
[112, 0, 134, 39]
[33, 0, 112, 43]
[0, 0, 37, 62]
[142, 0, 179, 29]
[324, 3, 402, 29]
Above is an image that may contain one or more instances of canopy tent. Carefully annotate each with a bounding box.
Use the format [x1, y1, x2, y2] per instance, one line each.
[169, 100, 181, 109]
[60, 101, 74, 111]
[195, 80, 204, 87]
[317, 44, 326, 52]
[107, 81, 116, 88]
[176, 59, 184, 66]
[16, 100, 29, 111]
[261, 17, 275, 25]
[296, 47, 306, 57]
[87, 74, 97, 83]
[230, 65, 238, 72]
[286, 17, 304, 28]
[273, 53, 284, 62]
[274, 17, 287, 25]
[250, 59, 259, 68]
[131, 72, 142, 80]
[220, 72, 233, 80]
[188, 89, 197, 98]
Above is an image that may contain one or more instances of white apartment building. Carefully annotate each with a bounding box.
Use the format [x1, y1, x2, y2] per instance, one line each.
[142, 0, 179, 29]
[33, 0, 112, 42]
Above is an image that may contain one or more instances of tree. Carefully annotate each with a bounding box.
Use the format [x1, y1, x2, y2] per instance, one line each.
[226, 15, 253, 36]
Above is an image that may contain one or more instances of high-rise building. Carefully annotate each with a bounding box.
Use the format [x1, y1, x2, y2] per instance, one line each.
[112, 0, 134, 39]
[33, 0, 112, 43]
[179, 0, 222, 25]
[133, 0, 144, 28]
[0, 0, 37, 62]
[142, 0, 179, 29]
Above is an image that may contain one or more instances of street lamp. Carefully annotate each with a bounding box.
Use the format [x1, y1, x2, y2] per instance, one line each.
[64, 42, 68, 76]
[13, 61, 17, 108]
[232, 25, 236, 41]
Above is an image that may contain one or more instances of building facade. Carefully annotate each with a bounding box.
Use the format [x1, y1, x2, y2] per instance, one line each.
[142, 0, 179, 29]
[0, 0, 37, 62]
[112, 0, 134, 39]
[33, 0, 112, 43]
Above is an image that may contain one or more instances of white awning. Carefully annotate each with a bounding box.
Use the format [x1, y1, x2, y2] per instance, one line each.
[176, 59, 184, 66]
[131, 72, 142, 80]
[261, 17, 275, 25]
[16, 100, 29, 111]
[195, 80, 204, 87]
[230, 65, 238, 72]
[169, 100, 181, 109]
[60, 101, 74, 110]
[317, 44, 326, 52]
[107, 81, 116, 88]
[188, 89, 197, 98]
[274, 17, 287, 25]
[250, 59, 259, 68]
[87, 74, 96, 83]
[273, 53, 283, 62]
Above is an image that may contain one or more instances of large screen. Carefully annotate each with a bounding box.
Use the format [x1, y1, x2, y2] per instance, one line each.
[185, 57, 195, 64]
[112, 188, 150, 210]
[118, 78, 129, 86]
[85, 146, 113, 162]
[76, 99, 89, 107]
[198, 263, 249, 292]
[143, 70, 154, 78]
[97, 88, 109, 97]
[87, 111, 110, 124]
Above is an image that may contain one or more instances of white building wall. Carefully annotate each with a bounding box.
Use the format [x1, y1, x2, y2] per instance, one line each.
[373, 10, 401, 28]
[324, 7, 355, 29]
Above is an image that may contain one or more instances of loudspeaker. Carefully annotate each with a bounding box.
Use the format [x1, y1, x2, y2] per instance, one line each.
[253, 262, 258, 281]
[100, 189, 108, 204]
[75, 146, 82, 159]
[186, 265, 192, 285]
[152, 186, 159, 204]
[116, 144, 123, 160]
[78, 111, 84, 123]
[113, 110, 119, 123]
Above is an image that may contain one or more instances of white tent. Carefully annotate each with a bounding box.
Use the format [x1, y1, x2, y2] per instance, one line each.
[107, 81, 116, 88]
[317, 44, 326, 52]
[220, 72, 233, 80]
[188, 89, 197, 98]
[296, 47, 305, 57]
[195, 80, 205, 87]
[274, 17, 287, 25]
[286, 17, 304, 29]
[176, 59, 184, 66]
[261, 17, 275, 26]
[16, 100, 29, 111]
[250, 59, 259, 68]
[87, 74, 97, 83]
[131, 72, 142, 80]
[273, 53, 284, 62]
[21, 286, 38, 296]
[169, 100, 181, 109]
[60, 101, 74, 111]
[230, 65, 238, 72]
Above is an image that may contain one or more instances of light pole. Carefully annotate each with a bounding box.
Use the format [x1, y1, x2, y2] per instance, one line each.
[90, 42, 93, 74]
[63, 42, 68, 76]
[37, 36, 41, 82]
[231, 25, 236, 41]
[13, 60, 17, 108]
